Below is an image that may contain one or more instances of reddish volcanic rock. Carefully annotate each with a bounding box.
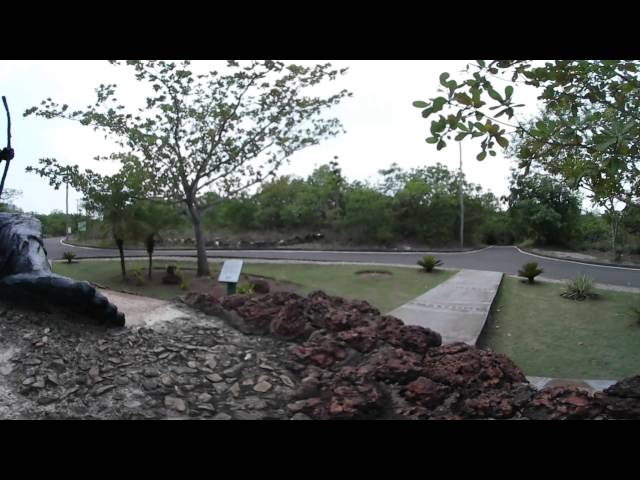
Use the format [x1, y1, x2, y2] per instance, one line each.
[394, 404, 430, 420]
[220, 294, 253, 310]
[182, 292, 226, 317]
[381, 324, 442, 354]
[184, 288, 640, 420]
[422, 343, 526, 392]
[269, 299, 315, 340]
[462, 390, 518, 419]
[402, 376, 450, 408]
[289, 340, 349, 370]
[370, 347, 426, 384]
[524, 386, 603, 420]
[336, 326, 380, 352]
[328, 382, 386, 419]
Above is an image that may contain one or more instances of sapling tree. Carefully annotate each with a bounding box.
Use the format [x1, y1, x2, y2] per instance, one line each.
[27, 159, 150, 279]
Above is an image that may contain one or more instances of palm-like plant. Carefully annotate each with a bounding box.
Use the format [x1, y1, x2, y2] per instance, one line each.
[62, 251, 76, 264]
[518, 262, 543, 284]
[561, 274, 595, 301]
[417, 255, 442, 272]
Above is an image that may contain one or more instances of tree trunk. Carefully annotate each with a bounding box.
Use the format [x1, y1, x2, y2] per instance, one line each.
[116, 238, 126, 279]
[186, 201, 210, 277]
[146, 235, 155, 279]
[610, 213, 623, 261]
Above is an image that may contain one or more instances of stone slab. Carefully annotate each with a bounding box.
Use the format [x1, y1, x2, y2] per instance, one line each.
[526, 376, 617, 392]
[387, 269, 503, 346]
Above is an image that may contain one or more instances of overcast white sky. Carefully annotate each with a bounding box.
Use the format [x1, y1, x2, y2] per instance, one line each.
[0, 60, 544, 214]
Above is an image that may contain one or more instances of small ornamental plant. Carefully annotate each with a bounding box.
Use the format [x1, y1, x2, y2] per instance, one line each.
[62, 251, 76, 264]
[561, 275, 596, 301]
[518, 262, 543, 284]
[237, 283, 255, 294]
[417, 255, 442, 273]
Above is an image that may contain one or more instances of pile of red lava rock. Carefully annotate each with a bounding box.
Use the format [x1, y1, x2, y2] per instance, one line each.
[183, 290, 640, 420]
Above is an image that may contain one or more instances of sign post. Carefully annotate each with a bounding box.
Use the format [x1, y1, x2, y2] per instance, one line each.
[218, 259, 243, 295]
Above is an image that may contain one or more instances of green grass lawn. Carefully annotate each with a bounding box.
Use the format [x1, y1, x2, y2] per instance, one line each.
[53, 259, 456, 314]
[479, 277, 640, 380]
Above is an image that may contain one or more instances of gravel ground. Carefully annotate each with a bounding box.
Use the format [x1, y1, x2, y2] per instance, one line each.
[0, 301, 302, 420]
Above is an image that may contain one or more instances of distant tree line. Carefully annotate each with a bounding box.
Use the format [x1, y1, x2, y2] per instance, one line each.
[21, 158, 640, 259]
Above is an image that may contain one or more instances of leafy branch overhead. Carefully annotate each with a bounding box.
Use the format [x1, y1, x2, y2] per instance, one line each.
[413, 60, 640, 173]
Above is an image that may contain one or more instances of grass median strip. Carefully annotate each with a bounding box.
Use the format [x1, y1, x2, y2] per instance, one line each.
[479, 277, 640, 380]
[53, 259, 456, 314]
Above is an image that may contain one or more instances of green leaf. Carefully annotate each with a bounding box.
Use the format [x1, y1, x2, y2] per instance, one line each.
[426, 137, 438, 144]
[432, 97, 447, 113]
[454, 92, 473, 106]
[476, 60, 486, 68]
[413, 101, 429, 108]
[436, 140, 446, 150]
[487, 87, 503, 102]
[477, 151, 487, 161]
[430, 118, 447, 135]
[496, 136, 509, 148]
[505, 86, 514, 99]
[455, 132, 468, 141]
[439, 72, 450, 87]
[595, 137, 617, 152]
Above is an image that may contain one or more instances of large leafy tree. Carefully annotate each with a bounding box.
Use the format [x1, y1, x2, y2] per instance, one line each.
[413, 60, 640, 254]
[26, 60, 351, 276]
[506, 169, 582, 246]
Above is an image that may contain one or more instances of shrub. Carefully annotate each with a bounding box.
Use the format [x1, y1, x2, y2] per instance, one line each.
[132, 268, 145, 286]
[237, 283, 255, 294]
[417, 255, 442, 272]
[561, 275, 596, 301]
[629, 306, 640, 326]
[518, 262, 543, 284]
[62, 251, 76, 264]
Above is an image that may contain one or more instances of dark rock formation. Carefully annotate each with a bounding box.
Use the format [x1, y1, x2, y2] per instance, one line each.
[250, 279, 270, 294]
[599, 375, 640, 419]
[0, 213, 124, 326]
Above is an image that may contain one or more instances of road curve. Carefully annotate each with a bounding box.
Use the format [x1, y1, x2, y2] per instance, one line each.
[46, 238, 640, 288]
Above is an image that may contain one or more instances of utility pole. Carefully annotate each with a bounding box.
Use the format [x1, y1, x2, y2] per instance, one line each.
[459, 141, 464, 249]
[65, 180, 69, 241]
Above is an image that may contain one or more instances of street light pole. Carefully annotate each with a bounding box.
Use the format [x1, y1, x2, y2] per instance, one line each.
[459, 141, 464, 249]
[65, 180, 69, 241]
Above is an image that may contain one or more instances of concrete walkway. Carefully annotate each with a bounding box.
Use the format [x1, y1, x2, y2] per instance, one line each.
[387, 269, 503, 346]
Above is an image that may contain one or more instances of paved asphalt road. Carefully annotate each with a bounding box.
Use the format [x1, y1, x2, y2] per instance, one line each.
[45, 237, 640, 288]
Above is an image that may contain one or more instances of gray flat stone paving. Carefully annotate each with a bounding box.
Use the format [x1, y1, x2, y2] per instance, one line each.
[526, 376, 616, 392]
[387, 269, 503, 346]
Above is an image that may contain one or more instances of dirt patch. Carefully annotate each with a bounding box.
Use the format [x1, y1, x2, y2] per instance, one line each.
[354, 270, 393, 278]
[188, 274, 302, 298]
